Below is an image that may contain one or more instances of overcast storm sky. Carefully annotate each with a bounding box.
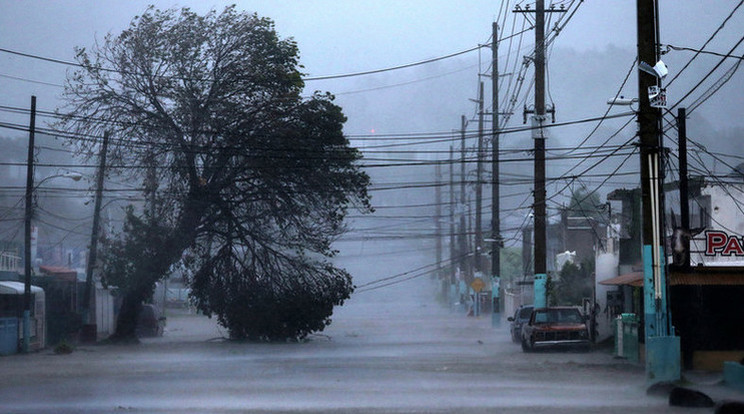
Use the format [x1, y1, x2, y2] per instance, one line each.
[2, 1, 744, 286]
[2, 1, 743, 133]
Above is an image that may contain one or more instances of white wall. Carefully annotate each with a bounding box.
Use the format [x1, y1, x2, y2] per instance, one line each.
[690, 184, 744, 266]
[95, 287, 116, 339]
[594, 251, 619, 343]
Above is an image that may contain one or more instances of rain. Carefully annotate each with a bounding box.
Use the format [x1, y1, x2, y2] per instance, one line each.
[1, 1, 744, 412]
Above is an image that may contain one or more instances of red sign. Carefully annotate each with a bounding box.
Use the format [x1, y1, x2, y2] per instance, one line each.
[705, 230, 744, 256]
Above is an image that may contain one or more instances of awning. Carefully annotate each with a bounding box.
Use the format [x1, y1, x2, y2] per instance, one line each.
[599, 267, 744, 287]
[599, 271, 643, 287]
[0, 281, 44, 295]
[670, 268, 744, 286]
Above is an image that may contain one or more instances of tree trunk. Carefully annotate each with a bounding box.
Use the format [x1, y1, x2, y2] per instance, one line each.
[109, 292, 142, 343]
[109, 194, 208, 343]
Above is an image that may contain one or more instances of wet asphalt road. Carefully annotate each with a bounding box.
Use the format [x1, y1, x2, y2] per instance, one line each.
[0, 281, 739, 413]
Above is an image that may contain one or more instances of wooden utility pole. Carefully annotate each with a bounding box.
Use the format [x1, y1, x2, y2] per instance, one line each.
[475, 82, 485, 273]
[22, 96, 36, 353]
[449, 145, 455, 284]
[491, 21, 501, 298]
[513, 0, 564, 308]
[677, 107, 690, 267]
[637, 0, 680, 384]
[533, 0, 547, 307]
[459, 115, 470, 282]
[435, 162, 443, 275]
[82, 130, 109, 339]
[638, 0, 663, 331]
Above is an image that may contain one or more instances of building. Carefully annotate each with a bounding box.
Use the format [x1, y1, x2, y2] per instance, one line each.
[667, 177, 744, 370]
[597, 177, 744, 370]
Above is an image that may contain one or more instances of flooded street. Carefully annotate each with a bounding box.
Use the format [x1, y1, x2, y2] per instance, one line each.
[1, 277, 734, 413]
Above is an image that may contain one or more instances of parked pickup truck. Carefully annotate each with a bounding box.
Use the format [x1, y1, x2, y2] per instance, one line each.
[520, 306, 590, 352]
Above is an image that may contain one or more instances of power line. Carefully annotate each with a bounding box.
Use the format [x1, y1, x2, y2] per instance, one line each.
[303, 45, 487, 81]
[0, 72, 64, 88]
[663, 0, 744, 87]
[0, 43, 489, 83]
[0, 110, 636, 156]
[665, 44, 744, 62]
[669, 32, 744, 112]
[552, 57, 637, 157]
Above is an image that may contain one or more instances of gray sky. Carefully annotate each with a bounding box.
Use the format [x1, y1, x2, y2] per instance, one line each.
[2, 1, 744, 264]
[2, 1, 742, 134]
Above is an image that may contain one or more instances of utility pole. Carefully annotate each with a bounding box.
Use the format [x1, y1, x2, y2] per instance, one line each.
[449, 146, 455, 274]
[533, 0, 548, 310]
[459, 115, 470, 283]
[491, 22, 502, 322]
[82, 130, 109, 342]
[513, 1, 564, 309]
[435, 162, 443, 278]
[677, 107, 690, 267]
[637, 0, 680, 384]
[475, 82, 485, 274]
[22, 96, 36, 353]
[449, 145, 456, 301]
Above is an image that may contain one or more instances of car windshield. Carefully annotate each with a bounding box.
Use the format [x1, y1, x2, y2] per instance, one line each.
[518, 307, 533, 319]
[533, 309, 583, 324]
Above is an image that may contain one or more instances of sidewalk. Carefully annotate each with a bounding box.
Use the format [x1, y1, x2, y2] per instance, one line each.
[592, 340, 744, 404]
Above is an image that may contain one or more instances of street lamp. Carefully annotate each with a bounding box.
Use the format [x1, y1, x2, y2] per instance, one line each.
[607, 96, 639, 113]
[23, 171, 83, 352]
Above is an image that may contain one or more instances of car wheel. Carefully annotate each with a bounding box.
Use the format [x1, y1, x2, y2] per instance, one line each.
[521, 337, 532, 353]
[511, 330, 520, 343]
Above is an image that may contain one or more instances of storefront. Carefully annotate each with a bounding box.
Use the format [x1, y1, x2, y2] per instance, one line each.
[669, 266, 744, 370]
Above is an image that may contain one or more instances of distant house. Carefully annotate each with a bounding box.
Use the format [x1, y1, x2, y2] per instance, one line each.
[509, 208, 605, 318]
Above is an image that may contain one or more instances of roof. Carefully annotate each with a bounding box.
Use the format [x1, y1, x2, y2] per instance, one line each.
[39, 265, 76, 274]
[0, 281, 44, 295]
[599, 271, 643, 287]
[38, 265, 78, 282]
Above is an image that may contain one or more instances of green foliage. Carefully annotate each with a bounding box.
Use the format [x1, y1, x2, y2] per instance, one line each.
[190, 251, 353, 341]
[499, 247, 523, 281]
[100, 207, 177, 341]
[546, 274, 555, 306]
[101, 207, 170, 295]
[568, 189, 603, 220]
[54, 340, 75, 355]
[553, 260, 594, 306]
[62, 6, 370, 341]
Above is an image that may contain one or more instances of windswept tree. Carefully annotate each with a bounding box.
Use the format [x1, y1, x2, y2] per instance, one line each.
[551, 260, 594, 306]
[567, 188, 603, 221]
[59, 6, 371, 342]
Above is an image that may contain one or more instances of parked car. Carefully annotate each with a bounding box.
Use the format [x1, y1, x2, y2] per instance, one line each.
[520, 306, 590, 352]
[507, 305, 534, 343]
[136, 303, 166, 337]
